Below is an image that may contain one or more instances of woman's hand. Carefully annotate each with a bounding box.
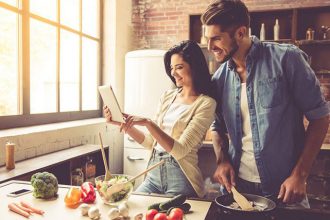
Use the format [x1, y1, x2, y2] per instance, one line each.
[120, 114, 151, 133]
[103, 106, 121, 126]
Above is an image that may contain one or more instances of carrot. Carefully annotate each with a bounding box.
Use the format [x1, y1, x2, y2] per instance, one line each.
[13, 203, 33, 213]
[20, 201, 45, 215]
[8, 203, 30, 218]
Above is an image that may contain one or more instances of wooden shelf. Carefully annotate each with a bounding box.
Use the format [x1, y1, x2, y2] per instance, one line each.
[315, 70, 330, 75]
[296, 40, 330, 46]
[0, 144, 109, 184]
[261, 39, 293, 43]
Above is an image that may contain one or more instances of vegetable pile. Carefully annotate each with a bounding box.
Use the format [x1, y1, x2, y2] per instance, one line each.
[31, 171, 58, 199]
[146, 194, 191, 220]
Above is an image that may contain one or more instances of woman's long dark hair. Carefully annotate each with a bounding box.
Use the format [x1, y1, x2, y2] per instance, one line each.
[164, 40, 214, 98]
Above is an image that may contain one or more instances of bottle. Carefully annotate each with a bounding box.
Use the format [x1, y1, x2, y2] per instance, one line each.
[306, 28, 314, 40]
[84, 156, 96, 184]
[274, 19, 280, 41]
[6, 142, 15, 170]
[200, 25, 207, 45]
[260, 23, 265, 41]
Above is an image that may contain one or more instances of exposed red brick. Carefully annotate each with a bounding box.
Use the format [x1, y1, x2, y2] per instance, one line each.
[132, 0, 330, 144]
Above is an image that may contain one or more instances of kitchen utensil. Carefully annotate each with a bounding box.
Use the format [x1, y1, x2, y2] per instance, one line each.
[231, 186, 254, 211]
[98, 132, 111, 181]
[107, 160, 165, 195]
[231, 186, 253, 211]
[215, 192, 276, 217]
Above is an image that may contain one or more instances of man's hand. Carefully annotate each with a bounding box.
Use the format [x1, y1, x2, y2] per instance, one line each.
[277, 174, 307, 204]
[213, 160, 236, 193]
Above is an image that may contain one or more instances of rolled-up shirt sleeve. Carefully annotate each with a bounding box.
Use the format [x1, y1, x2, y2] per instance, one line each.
[285, 47, 330, 121]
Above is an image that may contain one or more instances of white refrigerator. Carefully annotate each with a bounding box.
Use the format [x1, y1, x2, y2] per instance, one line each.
[123, 50, 173, 188]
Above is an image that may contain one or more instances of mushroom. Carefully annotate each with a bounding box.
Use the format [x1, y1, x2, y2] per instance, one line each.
[88, 206, 101, 219]
[80, 204, 91, 216]
[118, 202, 129, 217]
[134, 213, 143, 220]
[107, 207, 120, 220]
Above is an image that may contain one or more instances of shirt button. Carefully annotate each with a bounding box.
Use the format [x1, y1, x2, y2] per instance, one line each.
[236, 96, 239, 100]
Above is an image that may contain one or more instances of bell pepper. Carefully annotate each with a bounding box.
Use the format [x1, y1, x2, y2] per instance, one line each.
[80, 182, 96, 203]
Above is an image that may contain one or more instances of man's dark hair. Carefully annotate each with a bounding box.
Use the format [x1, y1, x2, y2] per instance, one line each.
[164, 40, 213, 98]
[201, 0, 250, 32]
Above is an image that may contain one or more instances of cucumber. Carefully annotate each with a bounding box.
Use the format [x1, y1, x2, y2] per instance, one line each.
[166, 203, 191, 215]
[159, 194, 186, 210]
[148, 202, 162, 211]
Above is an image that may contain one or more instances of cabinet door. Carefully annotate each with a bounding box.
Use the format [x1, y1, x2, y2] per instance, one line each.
[123, 147, 150, 189]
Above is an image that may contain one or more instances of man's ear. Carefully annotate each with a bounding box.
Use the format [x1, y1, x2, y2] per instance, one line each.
[235, 26, 247, 40]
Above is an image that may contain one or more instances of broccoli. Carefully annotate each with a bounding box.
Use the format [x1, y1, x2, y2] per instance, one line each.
[31, 172, 58, 199]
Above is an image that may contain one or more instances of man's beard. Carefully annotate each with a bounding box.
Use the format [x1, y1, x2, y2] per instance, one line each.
[219, 39, 239, 64]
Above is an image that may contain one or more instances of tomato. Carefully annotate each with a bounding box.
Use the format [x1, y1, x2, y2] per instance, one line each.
[167, 208, 184, 220]
[153, 213, 167, 220]
[146, 209, 158, 220]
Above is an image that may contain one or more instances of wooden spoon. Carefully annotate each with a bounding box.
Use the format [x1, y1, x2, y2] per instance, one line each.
[107, 160, 165, 195]
[98, 132, 111, 181]
[231, 186, 254, 211]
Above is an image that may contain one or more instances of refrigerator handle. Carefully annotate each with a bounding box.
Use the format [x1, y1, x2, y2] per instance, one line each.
[127, 156, 145, 161]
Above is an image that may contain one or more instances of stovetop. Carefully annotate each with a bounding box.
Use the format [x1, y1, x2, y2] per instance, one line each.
[204, 202, 330, 220]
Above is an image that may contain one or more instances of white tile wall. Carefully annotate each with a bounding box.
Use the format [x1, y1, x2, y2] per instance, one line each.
[0, 119, 124, 173]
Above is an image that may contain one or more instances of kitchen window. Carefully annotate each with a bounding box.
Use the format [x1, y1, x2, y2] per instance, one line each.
[0, 0, 102, 129]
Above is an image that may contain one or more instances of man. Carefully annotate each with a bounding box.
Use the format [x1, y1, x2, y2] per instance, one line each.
[201, 0, 329, 207]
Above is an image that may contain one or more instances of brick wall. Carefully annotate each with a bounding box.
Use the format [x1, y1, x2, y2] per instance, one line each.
[131, 0, 330, 49]
[131, 0, 330, 144]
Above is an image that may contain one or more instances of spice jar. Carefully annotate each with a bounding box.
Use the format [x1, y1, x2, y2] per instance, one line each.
[84, 156, 96, 184]
[71, 168, 84, 186]
[6, 142, 15, 170]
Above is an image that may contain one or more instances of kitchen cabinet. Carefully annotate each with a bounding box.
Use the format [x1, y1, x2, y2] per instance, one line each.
[189, 6, 330, 75]
[0, 144, 109, 185]
[123, 141, 150, 189]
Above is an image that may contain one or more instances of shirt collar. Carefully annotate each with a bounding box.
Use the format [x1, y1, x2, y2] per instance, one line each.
[227, 35, 261, 71]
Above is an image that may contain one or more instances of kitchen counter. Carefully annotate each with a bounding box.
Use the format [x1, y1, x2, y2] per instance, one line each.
[2, 180, 330, 220]
[0, 181, 211, 220]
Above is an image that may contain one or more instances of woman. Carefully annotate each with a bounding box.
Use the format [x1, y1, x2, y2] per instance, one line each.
[104, 40, 216, 198]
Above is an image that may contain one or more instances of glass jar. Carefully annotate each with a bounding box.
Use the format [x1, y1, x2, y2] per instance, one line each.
[71, 168, 84, 186]
[84, 156, 96, 185]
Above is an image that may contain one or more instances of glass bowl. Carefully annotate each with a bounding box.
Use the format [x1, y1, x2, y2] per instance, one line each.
[95, 174, 134, 205]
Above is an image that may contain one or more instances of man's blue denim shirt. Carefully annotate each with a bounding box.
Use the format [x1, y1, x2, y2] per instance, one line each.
[211, 36, 330, 196]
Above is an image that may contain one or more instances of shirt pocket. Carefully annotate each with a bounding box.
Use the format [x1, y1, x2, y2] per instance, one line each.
[258, 76, 283, 108]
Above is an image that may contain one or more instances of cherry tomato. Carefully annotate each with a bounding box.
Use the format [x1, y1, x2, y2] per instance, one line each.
[167, 208, 184, 220]
[146, 209, 158, 220]
[153, 212, 167, 220]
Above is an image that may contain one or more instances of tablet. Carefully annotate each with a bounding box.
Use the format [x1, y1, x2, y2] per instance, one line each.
[98, 85, 125, 123]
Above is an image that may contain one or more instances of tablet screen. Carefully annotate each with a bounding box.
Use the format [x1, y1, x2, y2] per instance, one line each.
[98, 85, 125, 123]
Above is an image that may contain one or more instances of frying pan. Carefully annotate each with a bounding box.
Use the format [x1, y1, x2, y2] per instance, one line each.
[215, 193, 276, 218]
